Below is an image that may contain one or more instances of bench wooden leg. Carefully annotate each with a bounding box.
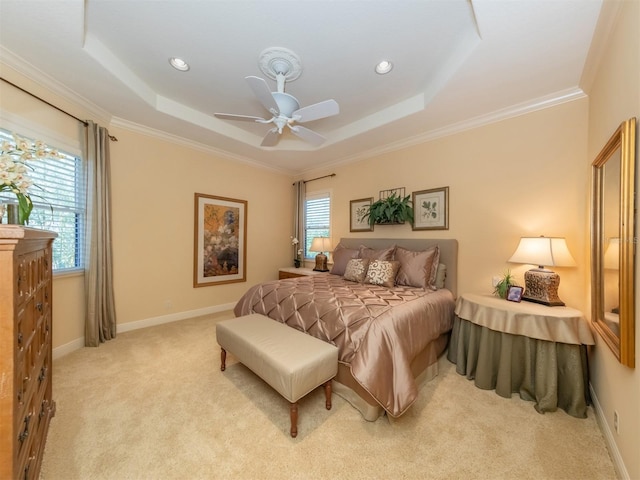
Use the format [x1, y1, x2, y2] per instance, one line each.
[324, 380, 332, 410]
[220, 348, 226, 371]
[290, 402, 298, 438]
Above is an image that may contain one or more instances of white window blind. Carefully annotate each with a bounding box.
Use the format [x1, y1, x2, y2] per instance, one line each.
[304, 191, 331, 258]
[0, 129, 86, 272]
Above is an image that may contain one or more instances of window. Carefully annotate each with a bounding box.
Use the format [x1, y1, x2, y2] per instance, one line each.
[0, 129, 86, 272]
[304, 191, 331, 258]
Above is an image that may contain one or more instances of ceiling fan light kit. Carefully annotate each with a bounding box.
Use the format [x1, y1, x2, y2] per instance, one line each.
[214, 47, 339, 147]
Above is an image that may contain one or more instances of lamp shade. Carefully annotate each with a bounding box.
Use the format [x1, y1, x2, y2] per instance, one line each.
[310, 237, 332, 253]
[508, 236, 576, 268]
[604, 237, 620, 270]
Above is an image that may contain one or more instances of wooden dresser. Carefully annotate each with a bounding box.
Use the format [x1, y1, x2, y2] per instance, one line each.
[0, 226, 57, 480]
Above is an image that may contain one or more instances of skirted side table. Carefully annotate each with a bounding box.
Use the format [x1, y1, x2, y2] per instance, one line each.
[447, 293, 595, 418]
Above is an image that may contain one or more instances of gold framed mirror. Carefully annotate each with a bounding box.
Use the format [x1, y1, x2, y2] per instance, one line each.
[591, 117, 636, 368]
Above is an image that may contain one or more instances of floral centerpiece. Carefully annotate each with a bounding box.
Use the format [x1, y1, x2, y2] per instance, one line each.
[291, 236, 303, 267]
[0, 133, 58, 225]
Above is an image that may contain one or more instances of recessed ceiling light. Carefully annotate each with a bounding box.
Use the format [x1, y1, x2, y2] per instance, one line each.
[375, 60, 393, 75]
[169, 57, 190, 71]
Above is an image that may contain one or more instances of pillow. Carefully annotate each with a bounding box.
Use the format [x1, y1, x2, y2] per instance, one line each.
[394, 246, 440, 290]
[359, 244, 396, 261]
[364, 260, 400, 288]
[343, 258, 370, 283]
[435, 263, 447, 289]
[330, 243, 360, 275]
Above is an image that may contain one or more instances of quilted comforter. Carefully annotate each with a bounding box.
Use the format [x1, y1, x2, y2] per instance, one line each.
[233, 273, 455, 417]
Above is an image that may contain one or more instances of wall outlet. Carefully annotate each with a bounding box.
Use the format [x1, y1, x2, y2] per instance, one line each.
[164, 300, 173, 310]
[492, 275, 502, 287]
[613, 411, 619, 434]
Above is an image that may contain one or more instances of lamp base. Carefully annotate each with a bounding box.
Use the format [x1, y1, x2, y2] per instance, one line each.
[522, 268, 565, 306]
[313, 252, 329, 272]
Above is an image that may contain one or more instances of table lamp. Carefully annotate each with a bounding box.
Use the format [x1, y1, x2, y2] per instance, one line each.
[604, 237, 620, 270]
[310, 237, 332, 272]
[508, 236, 576, 306]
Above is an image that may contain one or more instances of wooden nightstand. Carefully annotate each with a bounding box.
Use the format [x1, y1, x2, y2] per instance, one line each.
[278, 267, 325, 279]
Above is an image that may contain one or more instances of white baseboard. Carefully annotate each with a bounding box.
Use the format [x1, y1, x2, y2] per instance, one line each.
[52, 337, 85, 360]
[52, 303, 235, 360]
[589, 383, 629, 479]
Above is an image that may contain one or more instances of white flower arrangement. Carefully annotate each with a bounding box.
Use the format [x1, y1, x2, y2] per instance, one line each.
[0, 133, 59, 224]
[291, 236, 303, 265]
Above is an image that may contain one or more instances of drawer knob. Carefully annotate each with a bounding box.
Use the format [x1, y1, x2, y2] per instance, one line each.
[17, 332, 23, 345]
[36, 302, 43, 312]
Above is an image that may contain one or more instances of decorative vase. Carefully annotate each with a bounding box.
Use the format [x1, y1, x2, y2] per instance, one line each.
[294, 259, 301, 268]
[6, 204, 22, 225]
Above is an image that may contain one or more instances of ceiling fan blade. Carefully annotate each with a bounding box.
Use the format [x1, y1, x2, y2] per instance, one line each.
[245, 76, 280, 116]
[214, 113, 268, 122]
[292, 99, 339, 123]
[260, 128, 280, 147]
[289, 125, 326, 146]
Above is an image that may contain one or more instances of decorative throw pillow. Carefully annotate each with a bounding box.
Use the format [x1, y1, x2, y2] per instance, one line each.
[364, 260, 401, 288]
[394, 246, 441, 290]
[435, 263, 447, 289]
[359, 244, 396, 261]
[343, 258, 370, 283]
[330, 243, 360, 276]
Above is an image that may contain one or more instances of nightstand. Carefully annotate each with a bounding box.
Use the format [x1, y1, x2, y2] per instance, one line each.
[447, 293, 595, 418]
[278, 267, 325, 279]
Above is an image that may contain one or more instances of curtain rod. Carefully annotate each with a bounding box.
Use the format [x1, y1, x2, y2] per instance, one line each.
[1, 77, 118, 141]
[292, 173, 336, 185]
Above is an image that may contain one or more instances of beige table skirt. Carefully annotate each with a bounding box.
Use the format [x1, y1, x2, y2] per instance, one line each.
[447, 316, 590, 418]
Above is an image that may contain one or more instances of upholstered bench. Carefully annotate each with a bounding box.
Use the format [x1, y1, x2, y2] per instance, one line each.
[216, 314, 339, 438]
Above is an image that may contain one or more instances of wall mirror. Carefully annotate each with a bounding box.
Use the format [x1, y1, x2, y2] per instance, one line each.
[591, 117, 636, 368]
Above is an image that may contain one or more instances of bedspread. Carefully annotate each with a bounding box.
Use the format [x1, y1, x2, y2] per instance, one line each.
[233, 274, 455, 417]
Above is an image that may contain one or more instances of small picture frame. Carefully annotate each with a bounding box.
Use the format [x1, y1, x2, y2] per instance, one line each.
[412, 186, 449, 230]
[350, 197, 374, 232]
[507, 286, 524, 303]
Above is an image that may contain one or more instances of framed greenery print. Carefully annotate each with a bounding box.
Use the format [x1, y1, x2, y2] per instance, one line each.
[412, 187, 449, 230]
[350, 197, 374, 232]
[193, 193, 247, 287]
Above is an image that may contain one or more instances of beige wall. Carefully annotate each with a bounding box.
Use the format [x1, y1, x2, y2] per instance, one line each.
[108, 126, 292, 326]
[306, 99, 589, 312]
[584, 0, 640, 478]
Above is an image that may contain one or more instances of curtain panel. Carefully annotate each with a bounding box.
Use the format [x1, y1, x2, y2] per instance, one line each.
[84, 121, 117, 346]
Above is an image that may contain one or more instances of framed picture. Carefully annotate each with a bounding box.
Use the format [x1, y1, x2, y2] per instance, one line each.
[412, 186, 449, 230]
[193, 193, 247, 287]
[350, 197, 374, 232]
[507, 286, 524, 303]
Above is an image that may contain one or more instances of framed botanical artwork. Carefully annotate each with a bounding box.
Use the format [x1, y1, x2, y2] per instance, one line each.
[193, 193, 247, 287]
[412, 186, 449, 230]
[350, 197, 374, 232]
[507, 286, 524, 303]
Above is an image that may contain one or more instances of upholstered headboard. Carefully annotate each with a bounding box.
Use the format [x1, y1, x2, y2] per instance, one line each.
[337, 238, 458, 297]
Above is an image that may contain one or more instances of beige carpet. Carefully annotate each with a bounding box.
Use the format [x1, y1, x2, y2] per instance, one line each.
[40, 312, 616, 480]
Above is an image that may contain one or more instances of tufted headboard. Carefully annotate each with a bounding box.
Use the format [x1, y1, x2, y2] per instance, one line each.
[337, 238, 458, 297]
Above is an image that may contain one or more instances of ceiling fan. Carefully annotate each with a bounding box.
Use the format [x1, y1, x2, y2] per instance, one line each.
[214, 47, 339, 147]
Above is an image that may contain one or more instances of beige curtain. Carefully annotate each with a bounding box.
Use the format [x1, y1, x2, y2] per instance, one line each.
[294, 180, 305, 263]
[84, 121, 117, 346]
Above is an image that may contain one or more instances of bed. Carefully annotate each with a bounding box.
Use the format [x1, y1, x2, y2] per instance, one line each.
[233, 238, 458, 420]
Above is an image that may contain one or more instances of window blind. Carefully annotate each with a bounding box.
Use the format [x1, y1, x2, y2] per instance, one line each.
[304, 191, 330, 258]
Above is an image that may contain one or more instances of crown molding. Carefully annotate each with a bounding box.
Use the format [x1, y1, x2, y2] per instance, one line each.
[314, 87, 587, 174]
[0, 46, 112, 125]
[109, 116, 291, 176]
